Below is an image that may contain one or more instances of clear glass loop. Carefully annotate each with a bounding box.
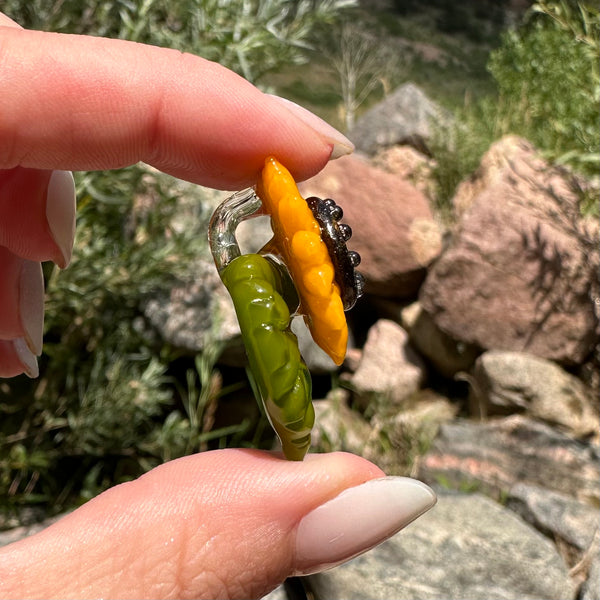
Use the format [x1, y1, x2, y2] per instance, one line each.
[208, 188, 263, 272]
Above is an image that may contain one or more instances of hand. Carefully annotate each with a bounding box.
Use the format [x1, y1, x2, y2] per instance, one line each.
[0, 12, 353, 377]
[0, 449, 436, 599]
[0, 15, 436, 599]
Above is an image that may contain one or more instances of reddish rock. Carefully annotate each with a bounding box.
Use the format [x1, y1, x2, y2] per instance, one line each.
[349, 319, 426, 407]
[420, 136, 599, 365]
[299, 154, 442, 298]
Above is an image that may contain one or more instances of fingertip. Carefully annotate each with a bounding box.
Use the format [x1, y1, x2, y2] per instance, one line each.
[266, 95, 354, 162]
[12, 337, 39, 378]
[0, 338, 39, 378]
[46, 170, 76, 268]
[294, 476, 436, 575]
[0, 449, 388, 599]
[18, 259, 44, 355]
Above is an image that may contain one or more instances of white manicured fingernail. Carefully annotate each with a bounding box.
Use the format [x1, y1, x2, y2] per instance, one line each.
[268, 94, 354, 159]
[294, 477, 436, 575]
[19, 260, 44, 356]
[46, 170, 76, 268]
[13, 337, 39, 378]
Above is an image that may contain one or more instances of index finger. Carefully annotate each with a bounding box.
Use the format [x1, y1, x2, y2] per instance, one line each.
[0, 25, 352, 189]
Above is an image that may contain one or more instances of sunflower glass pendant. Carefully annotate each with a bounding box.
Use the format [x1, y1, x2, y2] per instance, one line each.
[209, 157, 363, 460]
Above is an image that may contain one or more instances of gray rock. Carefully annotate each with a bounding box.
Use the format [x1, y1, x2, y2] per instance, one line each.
[144, 255, 241, 353]
[418, 415, 600, 505]
[0, 513, 67, 547]
[371, 391, 459, 474]
[471, 351, 598, 438]
[306, 492, 576, 600]
[402, 301, 480, 377]
[313, 390, 457, 475]
[350, 320, 426, 408]
[581, 552, 600, 600]
[235, 214, 274, 255]
[347, 83, 444, 155]
[141, 181, 244, 355]
[507, 483, 599, 551]
[420, 136, 599, 366]
[311, 391, 374, 455]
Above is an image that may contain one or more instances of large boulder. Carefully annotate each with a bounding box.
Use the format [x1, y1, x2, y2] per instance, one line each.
[307, 492, 576, 600]
[418, 415, 600, 505]
[299, 154, 442, 298]
[507, 483, 599, 552]
[420, 136, 599, 365]
[346, 82, 444, 155]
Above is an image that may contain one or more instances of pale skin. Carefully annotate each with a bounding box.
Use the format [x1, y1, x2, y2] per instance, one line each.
[0, 13, 386, 599]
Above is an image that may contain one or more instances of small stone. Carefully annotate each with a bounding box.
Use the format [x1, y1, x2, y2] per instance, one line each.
[350, 320, 425, 408]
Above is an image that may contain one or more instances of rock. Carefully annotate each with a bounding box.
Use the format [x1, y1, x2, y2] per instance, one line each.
[312, 388, 457, 475]
[299, 154, 442, 298]
[470, 351, 598, 438]
[144, 255, 241, 354]
[581, 551, 600, 600]
[140, 181, 244, 356]
[371, 390, 458, 474]
[346, 83, 445, 156]
[350, 320, 426, 408]
[418, 415, 600, 505]
[260, 584, 288, 600]
[451, 134, 529, 218]
[385, 391, 458, 446]
[306, 492, 576, 600]
[372, 145, 436, 198]
[311, 390, 374, 455]
[506, 483, 599, 552]
[401, 301, 480, 377]
[420, 136, 600, 365]
[0, 513, 67, 547]
[235, 214, 275, 255]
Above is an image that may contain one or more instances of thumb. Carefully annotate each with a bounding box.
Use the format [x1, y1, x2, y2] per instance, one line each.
[0, 449, 436, 600]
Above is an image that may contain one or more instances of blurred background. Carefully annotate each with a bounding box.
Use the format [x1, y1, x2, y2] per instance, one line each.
[1, 2, 598, 598]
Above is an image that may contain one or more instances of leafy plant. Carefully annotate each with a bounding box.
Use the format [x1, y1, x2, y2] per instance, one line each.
[317, 20, 402, 130]
[488, 1, 599, 175]
[3, 0, 356, 84]
[429, 1, 599, 217]
[429, 97, 500, 219]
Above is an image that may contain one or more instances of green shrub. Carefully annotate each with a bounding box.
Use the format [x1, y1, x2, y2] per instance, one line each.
[430, 1, 599, 217]
[488, 1, 599, 176]
[3, 0, 356, 84]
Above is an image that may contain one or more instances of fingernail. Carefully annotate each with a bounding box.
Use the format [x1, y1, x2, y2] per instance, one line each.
[12, 337, 39, 378]
[46, 170, 76, 268]
[294, 477, 436, 575]
[19, 260, 44, 356]
[267, 94, 354, 159]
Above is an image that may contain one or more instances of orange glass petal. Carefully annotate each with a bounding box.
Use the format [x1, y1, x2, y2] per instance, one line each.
[256, 157, 348, 365]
